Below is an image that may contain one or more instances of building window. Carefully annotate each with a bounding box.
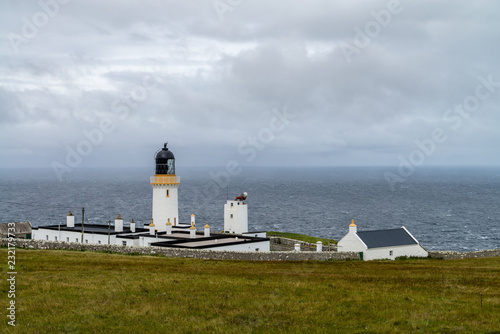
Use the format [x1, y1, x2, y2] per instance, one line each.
[255, 248, 260, 252]
[85, 240, 88, 244]
[166, 189, 170, 197]
[66, 237, 69, 242]
[389, 250, 393, 256]
[55, 236, 58, 241]
[76, 238, 79, 243]
[46, 235, 49, 240]
[231, 203, 233, 207]
[98, 240, 101, 244]
[122, 241, 126, 246]
[230, 214, 233, 219]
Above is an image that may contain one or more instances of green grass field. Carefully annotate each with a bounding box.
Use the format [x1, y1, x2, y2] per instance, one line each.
[1, 249, 499, 333]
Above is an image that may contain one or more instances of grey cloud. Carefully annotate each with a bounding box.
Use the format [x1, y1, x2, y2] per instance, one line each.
[0, 0, 499, 168]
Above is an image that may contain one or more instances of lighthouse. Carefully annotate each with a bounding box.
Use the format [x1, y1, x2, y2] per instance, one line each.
[151, 143, 180, 232]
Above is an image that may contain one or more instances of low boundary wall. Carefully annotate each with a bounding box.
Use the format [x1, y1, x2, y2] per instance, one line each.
[428, 249, 500, 260]
[3, 239, 498, 261]
[1, 239, 359, 262]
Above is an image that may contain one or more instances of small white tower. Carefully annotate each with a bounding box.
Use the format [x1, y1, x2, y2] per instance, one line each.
[66, 211, 75, 228]
[224, 192, 248, 234]
[151, 143, 180, 232]
[115, 214, 123, 232]
[189, 222, 196, 239]
[149, 219, 156, 235]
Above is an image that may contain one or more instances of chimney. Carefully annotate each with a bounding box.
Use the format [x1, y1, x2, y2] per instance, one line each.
[189, 222, 196, 239]
[130, 219, 136, 233]
[149, 219, 155, 235]
[316, 241, 323, 252]
[115, 214, 123, 232]
[349, 220, 357, 234]
[67, 211, 75, 228]
[166, 220, 172, 235]
[204, 224, 210, 237]
[191, 214, 196, 226]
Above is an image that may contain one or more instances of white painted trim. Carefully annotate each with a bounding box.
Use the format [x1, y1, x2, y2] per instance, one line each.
[354, 233, 368, 249]
[401, 226, 420, 244]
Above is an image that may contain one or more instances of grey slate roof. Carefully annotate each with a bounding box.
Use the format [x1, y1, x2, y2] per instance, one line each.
[356, 228, 417, 248]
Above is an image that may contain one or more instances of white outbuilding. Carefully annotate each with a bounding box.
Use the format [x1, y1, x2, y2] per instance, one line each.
[337, 220, 428, 261]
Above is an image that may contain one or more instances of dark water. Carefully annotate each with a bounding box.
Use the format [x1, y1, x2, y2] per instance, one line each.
[1, 166, 499, 251]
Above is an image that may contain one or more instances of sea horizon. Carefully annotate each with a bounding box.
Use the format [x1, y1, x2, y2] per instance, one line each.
[1, 166, 499, 252]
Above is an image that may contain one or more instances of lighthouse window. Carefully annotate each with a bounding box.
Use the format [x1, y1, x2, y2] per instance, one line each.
[55, 236, 58, 241]
[230, 214, 233, 219]
[66, 237, 69, 242]
[166, 189, 170, 197]
[231, 203, 233, 207]
[46, 235, 48, 240]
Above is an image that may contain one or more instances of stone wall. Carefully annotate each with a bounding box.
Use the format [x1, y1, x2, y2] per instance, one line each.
[428, 249, 500, 260]
[4, 239, 497, 261]
[1, 238, 359, 262]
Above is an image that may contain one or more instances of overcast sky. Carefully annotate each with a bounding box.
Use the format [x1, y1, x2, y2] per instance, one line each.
[1, 0, 499, 171]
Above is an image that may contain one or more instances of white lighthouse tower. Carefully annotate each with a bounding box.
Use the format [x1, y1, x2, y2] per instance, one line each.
[151, 143, 180, 232]
[224, 192, 248, 234]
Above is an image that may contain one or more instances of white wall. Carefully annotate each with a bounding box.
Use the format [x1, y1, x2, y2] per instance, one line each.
[152, 184, 179, 231]
[139, 235, 178, 247]
[34, 228, 115, 245]
[224, 200, 248, 234]
[337, 232, 367, 253]
[364, 244, 428, 261]
[242, 232, 266, 238]
[205, 240, 270, 252]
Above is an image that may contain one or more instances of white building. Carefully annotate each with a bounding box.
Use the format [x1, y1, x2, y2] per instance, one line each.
[32, 143, 270, 252]
[224, 192, 248, 234]
[337, 220, 428, 261]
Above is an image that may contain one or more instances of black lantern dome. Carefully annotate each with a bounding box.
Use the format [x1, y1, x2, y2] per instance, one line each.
[155, 143, 175, 175]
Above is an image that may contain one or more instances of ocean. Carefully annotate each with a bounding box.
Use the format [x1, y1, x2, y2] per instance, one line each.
[1, 166, 499, 251]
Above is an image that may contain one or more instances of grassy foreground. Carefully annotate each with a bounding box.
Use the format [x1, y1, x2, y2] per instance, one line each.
[267, 231, 337, 245]
[1, 249, 499, 333]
